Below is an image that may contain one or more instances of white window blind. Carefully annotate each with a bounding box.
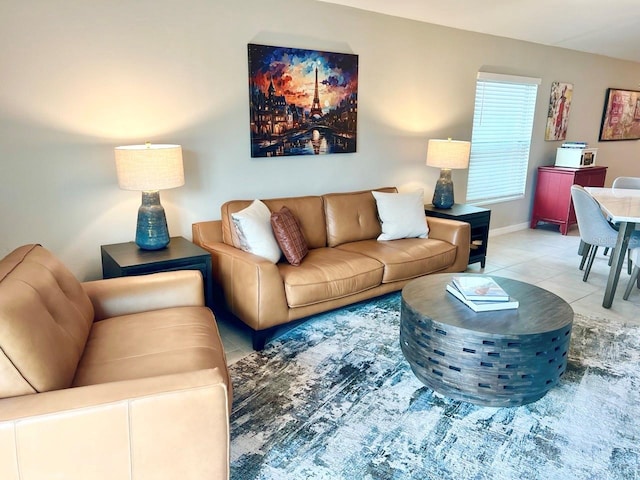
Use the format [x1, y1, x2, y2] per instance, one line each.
[466, 72, 541, 204]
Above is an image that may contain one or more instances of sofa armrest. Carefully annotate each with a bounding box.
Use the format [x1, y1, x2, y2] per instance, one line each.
[82, 270, 205, 321]
[0, 369, 230, 480]
[193, 219, 224, 244]
[199, 241, 289, 331]
[426, 217, 471, 272]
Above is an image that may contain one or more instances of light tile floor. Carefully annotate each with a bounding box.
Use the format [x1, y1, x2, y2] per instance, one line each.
[217, 225, 640, 365]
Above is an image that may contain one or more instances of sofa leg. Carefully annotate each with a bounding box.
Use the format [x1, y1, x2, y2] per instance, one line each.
[252, 330, 268, 351]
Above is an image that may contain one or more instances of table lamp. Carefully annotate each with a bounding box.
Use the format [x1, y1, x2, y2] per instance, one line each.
[426, 138, 471, 209]
[114, 143, 184, 250]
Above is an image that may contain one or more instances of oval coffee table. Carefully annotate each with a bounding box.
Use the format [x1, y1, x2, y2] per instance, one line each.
[400, 273, 574, 407]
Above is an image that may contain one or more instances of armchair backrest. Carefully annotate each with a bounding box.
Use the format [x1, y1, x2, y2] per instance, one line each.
[0, 245, 94, 398]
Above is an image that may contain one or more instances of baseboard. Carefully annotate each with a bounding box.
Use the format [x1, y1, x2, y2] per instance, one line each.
[489, 222, 530, 237]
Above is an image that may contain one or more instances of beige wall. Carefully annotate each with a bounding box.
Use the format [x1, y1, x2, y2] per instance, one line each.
[2, 0, 640, 279]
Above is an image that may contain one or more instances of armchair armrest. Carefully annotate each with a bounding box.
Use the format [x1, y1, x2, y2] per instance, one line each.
[0, 369, 229, 480]
[427, 217, 471, 272]
[83, 270, 205, 321]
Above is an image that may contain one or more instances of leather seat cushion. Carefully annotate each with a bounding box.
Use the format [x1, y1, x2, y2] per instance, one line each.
[73, 306, 228, 388]
[337, 238, 457, 283]
[278, 248, 384, 308]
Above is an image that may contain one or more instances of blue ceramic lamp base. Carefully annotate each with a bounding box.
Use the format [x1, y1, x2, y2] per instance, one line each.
[432, 168, 455, 209]
[136, 191, 170, 250]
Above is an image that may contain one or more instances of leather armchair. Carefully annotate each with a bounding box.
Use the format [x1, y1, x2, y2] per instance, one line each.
[0, 244, 231, 479]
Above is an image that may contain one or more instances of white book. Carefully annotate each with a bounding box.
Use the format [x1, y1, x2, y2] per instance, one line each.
[451, 275, 510, 302]
[446, 284, 519, 312]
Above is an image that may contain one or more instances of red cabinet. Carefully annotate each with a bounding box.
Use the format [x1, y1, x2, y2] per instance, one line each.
[531, 166, 607, 235]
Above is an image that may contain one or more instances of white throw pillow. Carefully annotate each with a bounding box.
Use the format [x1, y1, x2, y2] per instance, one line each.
[372, 189, 429, 241]
[231, 200, 282, 263]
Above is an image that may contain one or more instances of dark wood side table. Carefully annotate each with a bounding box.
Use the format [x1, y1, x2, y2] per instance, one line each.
[101, 236, 213, 309]
[424, 203, 491, 268]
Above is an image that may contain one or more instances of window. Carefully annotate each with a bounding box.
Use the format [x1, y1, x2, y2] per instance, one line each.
[466, 72, 541, 204]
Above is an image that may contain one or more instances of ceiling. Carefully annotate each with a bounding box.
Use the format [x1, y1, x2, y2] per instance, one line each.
[317, 0, 640, 63]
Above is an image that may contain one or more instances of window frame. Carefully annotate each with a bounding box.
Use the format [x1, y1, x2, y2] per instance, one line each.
[466, 72, 541, 205]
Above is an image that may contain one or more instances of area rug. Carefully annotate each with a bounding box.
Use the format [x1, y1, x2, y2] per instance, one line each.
[229, 293, 640, 480]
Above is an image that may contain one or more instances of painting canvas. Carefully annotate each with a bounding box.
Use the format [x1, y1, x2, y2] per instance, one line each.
[599, 88, 640, 141]
[545, 81, 573, 141]
[248, 43, 358, 157]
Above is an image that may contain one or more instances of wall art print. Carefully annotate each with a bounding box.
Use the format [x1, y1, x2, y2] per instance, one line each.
[248, 43, 358, 157]
[599, 88, 640, 141]
[545, 81, 573, 141]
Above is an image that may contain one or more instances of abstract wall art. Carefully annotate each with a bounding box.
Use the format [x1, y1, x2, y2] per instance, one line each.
[247, 43, 358, 157]
[545, 81, 573, 141]
[599, 88, 640, 141]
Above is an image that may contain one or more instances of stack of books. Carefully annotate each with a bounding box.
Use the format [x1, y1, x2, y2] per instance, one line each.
[446, 275, 519, 312]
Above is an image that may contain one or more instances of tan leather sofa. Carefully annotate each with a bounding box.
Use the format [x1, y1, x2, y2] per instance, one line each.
[0, 244, 232, 480]
[193, 187, 470, 350]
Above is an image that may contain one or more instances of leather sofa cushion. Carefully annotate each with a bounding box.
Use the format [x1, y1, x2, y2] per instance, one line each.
[73, 306, 230, 389]
[278, 248, 384, 308]
[337, 238, 457, 283]
[323, 187, 396, 247]
[221, 195, 326, 249]
[0, 245, 94, 398]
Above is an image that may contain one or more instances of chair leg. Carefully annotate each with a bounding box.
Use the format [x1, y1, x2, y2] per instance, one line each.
[623, 265, 640, 300]
[628, 249, 632, 275]
[583, 246, 598, 282]
[604, 247, 609, 256]
[577, 240, 588, 256]
[579, 244, 591, 270]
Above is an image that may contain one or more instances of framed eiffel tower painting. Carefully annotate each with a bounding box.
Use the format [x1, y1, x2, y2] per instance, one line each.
[248, 43, 358, 157]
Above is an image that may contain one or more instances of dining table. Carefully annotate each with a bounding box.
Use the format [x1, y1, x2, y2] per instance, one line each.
[584, 186, 640, 308]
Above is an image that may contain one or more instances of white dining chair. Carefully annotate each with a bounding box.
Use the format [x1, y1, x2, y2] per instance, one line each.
[612, 176, 640, 189]
[607, 176, 640, 271]
[570, 185, 640, 281]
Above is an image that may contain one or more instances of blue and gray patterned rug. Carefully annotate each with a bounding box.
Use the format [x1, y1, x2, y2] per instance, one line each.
[229, 293, 640, 480]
